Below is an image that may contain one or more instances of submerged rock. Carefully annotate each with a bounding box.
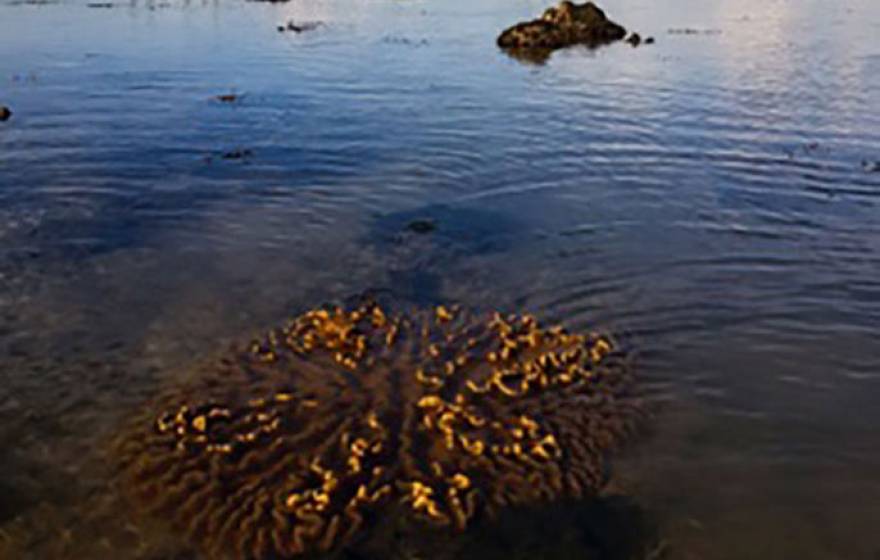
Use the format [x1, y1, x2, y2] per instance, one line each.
[404, 218, 437, 235]
[497, 1, 627, 53]
[0, 106, 11, 121]
[221, 148, 253, 160]
[367, 204, 524, 303]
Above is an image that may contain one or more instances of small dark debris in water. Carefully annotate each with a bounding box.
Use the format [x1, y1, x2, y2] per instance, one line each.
[800, 141, 830, 156]
[204, 149, 253, 164]
[0, 106, 11, 121]
[644, 36, 655, 44]
[215, 93, 240, 103]
[87, 2, 115, 7]
[11, 72, 38, 82]
[372, 205, 521, 255]
[277, 21, 321, 33]
[221, 149, 253, 160]
[784, 141, 833, 162]
[405, 219, 437, 235]
[626, 32, 641, 46]
[862, 160, 880, 173]
[382, 35, 430, 47]
[668, 28, 722, 35]
[7, 0, 58, 5]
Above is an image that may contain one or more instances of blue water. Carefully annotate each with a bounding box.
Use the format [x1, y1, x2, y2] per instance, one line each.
[1, 0, 880, 558]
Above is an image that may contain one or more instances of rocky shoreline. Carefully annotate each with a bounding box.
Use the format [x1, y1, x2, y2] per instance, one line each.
[497, 1, 650, 62]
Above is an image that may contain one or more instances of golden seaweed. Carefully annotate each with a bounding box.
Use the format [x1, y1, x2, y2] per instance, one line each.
[114, 302, 643, 559]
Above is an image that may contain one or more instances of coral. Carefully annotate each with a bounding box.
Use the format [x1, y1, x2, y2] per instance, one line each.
[114, 302, 643, 559]
[497, 1, 627, 55]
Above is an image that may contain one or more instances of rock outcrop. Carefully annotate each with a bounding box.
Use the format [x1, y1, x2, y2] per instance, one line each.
[497, 1, 627, 53]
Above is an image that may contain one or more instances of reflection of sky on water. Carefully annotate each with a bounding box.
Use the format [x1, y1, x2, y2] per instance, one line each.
[1, 0, 880, 558]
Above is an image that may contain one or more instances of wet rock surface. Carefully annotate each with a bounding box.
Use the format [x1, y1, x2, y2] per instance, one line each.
[497, 1, 627, 60]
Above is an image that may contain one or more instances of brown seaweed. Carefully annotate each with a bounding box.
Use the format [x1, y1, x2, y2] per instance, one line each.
[114, 302, 644, 558]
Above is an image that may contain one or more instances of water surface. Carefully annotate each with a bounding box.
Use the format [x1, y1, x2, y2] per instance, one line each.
[1, 0, 880, 558]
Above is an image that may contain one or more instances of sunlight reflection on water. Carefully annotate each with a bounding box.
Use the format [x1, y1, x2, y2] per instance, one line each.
[1, 0, 879, 558]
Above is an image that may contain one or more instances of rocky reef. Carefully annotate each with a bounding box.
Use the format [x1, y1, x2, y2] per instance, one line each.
[114, 301, 644, 559]
[497, 1, 629, 61]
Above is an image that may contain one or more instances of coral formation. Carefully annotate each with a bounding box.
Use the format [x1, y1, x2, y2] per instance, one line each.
[115, 302, 643, 559]
[497, 1, 627, 52]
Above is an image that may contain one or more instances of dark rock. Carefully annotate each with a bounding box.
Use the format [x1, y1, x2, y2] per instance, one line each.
[501, 47, 556, 65]
[626, 32, 641, 46]
[644, 36, 655, 44]
[221, 149, 253, 160]
[0, 106, 11, 121]
[497, 1, 627, 54]
[278, 20, 321, 33]
[404, 219, 437, 235]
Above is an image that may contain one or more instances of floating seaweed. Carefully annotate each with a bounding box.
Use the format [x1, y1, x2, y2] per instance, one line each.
[216, 93, 241, 103]
[277, 21, 322, 34]
[114, 302, 644, 559]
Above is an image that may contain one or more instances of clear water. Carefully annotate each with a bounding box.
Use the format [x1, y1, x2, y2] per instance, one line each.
[1, 0, 879, 557]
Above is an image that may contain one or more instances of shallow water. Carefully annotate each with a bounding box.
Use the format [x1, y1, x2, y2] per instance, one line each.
[1, 0, 880, 558]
